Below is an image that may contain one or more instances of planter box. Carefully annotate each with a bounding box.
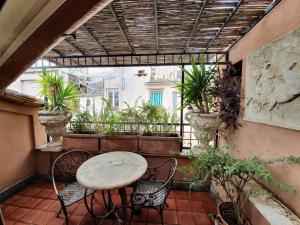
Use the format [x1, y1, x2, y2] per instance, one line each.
[62, 133, 181, 155]
[63, 133, 99, 152]
[140, 135, 181, 155]
[100, 135, 139, 152]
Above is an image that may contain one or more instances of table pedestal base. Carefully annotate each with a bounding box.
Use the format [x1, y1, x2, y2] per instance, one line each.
[85, 189, 128, 225]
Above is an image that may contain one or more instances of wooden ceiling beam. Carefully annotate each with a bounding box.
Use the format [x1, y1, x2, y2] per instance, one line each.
[205, 0, 244, 51]
[184, 0, 209, 52]
[0, 0, 112, 89]
[109, 4, 135, 54]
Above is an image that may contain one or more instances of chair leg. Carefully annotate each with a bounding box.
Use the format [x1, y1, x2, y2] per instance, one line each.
[62, 204, 69, 225]
[56, 207, 62, 218]
[159, 209, 164, 225]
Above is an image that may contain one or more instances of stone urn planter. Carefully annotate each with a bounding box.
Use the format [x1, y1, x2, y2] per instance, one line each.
[185, 111, 221, 155]
[38, 110, 72, 152]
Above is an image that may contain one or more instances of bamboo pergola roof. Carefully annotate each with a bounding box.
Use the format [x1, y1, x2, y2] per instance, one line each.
[40, 0, 279, 68]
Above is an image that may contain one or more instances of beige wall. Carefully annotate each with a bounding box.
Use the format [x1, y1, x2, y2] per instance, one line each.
[227, 0, 300, 216]
[0, 99, 46, 192]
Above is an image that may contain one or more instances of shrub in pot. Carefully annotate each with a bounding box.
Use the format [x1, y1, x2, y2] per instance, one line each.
[38, 71, 78, 151]
[138, 102, 181, 155]
[179, 144, 300, 225]
[70, 111, 94, 134]
[175, 54, 220, 154]
[94, 99, 139, 152]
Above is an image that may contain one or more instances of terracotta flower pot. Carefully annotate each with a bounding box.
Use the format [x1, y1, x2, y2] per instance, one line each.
[185, 111, 221, 154]
[217, 202, 236, 225]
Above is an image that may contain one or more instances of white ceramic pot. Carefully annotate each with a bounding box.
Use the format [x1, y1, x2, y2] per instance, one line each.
[185, 111, 221, 155]
[38, 110, 72, 151]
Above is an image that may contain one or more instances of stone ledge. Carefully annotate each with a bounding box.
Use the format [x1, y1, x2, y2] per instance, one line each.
[248, 195, 300, 225]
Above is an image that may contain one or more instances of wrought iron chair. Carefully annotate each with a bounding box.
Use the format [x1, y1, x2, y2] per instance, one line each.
[51, 150, 96, 225]
[130, 158, 177, 225]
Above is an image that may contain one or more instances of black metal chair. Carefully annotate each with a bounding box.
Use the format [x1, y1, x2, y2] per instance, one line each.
[51, 150, 96, 225]
[130, 158, 177, 225]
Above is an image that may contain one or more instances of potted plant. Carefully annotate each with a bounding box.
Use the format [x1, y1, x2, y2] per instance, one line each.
[95, 99, 140, 152]
[38, 71, 78, 151]
[180, 144, 300, 225]
[175, 54, 220, 154]
[138, 102, 181, 155]
[63, 111, 99, 152]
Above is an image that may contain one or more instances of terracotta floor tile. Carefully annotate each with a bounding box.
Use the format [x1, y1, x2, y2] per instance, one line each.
[33, 211, 57, 225]
[36, 189, 53, 198]
[1, 181, 217, 225]
[178, 211, 195, 225]
[163, 210, 179, 224]
[9, 207, 30, 220]
[174, 191, 188, 200]
[3, 219, 17, 225]
[190, 201, 206, 212]
[19, 187, 43, 197]
[147, 209, 161, 223]
[92, 203, 105, 215]
[204, 203, 217, 214]
[47, 216, 65, 225]
[13, 196, 33, 207]
[67, 202, 80, 213]
[24, 197, 43, 209]
[48, 192, 59, 200]
[167, 191, 175, 199]
[193, 212, 212, 225]
[190, 192, 212, 202]
[73, 203, 88, 216]
[166, 198, 176, 210]
[69, 214, 84, 225]
[19, 209, 43, 223]
[3, 195, 22, 205]
[79, 216, 94, 225]
[35, 199, 56, 211]
[47, 201, 62, 213]
[2, 205, 18, 217]
[176, 199, 191, 211]
[111, 194, 121, 205]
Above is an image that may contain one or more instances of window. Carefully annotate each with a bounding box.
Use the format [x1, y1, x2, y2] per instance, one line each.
[150, 90, 163, 106]
[172, 91, 178, 110]
[107, 89, 119, 107]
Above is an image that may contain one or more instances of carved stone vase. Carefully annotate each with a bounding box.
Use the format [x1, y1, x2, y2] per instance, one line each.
[38, 110, 72, 152]
[185, 111, 221, 155]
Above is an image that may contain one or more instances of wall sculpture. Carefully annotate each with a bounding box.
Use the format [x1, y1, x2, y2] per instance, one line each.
[245, 27, 300, 130]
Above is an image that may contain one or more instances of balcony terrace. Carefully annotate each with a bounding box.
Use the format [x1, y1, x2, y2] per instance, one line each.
[0, 0, 300, 225]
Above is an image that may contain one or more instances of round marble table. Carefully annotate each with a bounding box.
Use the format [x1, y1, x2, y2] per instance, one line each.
[76, 151, 148, 225]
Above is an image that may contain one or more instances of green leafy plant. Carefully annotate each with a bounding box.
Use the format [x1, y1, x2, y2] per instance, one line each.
[175, 54, 218, 113]
[92, 98, 178, 136]
[179, 144, 300, 225]
[70, 111, 93, 134]
[38, 71, 79, 111]
[94, 98, 123, 135]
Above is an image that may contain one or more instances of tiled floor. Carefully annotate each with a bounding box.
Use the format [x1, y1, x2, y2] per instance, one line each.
[1, 181, 216, 225]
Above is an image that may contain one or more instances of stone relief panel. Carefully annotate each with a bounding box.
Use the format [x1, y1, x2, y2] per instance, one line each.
[245, 27, 300, 130]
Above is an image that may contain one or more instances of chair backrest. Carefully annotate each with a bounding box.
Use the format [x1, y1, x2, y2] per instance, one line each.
[51, 150, 92, 194]
[147, 158, 177, 191]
